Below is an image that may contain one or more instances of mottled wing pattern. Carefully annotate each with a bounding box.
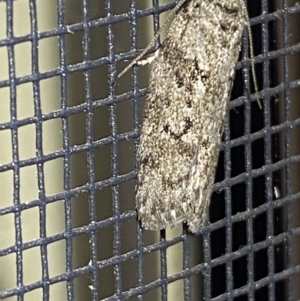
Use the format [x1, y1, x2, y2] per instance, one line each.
[136, 0, 247, 232]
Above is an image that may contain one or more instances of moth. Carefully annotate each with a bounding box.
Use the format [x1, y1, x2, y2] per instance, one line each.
[125, 0, 258, 232]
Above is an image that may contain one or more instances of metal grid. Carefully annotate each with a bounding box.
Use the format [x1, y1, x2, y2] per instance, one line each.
[0, 0, 300, 300]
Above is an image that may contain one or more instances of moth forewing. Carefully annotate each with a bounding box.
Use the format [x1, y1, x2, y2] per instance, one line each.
[135, 0, 248, 232]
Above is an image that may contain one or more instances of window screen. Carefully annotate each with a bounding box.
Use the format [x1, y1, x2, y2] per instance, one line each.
[0, 0, 300, 300]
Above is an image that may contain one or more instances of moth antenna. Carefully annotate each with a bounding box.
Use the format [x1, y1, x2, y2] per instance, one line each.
[241, 0, 262, 109]
[118, 0, 187, 78]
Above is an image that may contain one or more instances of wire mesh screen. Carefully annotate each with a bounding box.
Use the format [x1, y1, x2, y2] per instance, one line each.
[0, 0, 300, 300]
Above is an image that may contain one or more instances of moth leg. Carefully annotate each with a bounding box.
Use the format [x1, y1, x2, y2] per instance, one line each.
[137, 50, 159, 66]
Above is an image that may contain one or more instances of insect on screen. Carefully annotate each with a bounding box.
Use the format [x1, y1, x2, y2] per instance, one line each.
[0, 0, 300, 301]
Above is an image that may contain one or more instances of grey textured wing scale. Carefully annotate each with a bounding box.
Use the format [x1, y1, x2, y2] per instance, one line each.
[136, 0, 247, 232]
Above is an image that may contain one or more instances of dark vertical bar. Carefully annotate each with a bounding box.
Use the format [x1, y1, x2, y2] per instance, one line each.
[152, 0, 162, 52]
[81, 0, 99, 300]
[224, 103, 233, 301]
[182, 227, 191, 301]
[261, 0, 275, 300]
[57, 1, 74, 300]
[28, 0, 50, 300]
[282, 0, 293, 299]
[6, 0, 23, 300]
[241, 12, 255, 300]
[105, 0, 123, 299]
[130, 0, 145, 299]
[160, 230, 168, 301]
[203, 231, 211, 300]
